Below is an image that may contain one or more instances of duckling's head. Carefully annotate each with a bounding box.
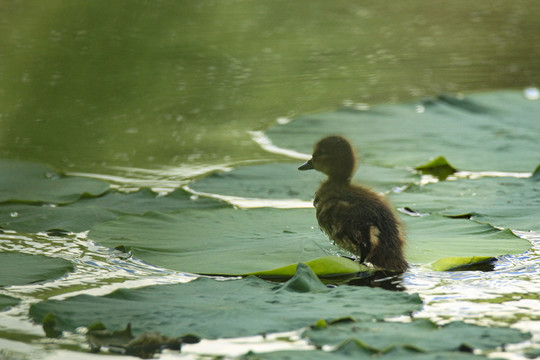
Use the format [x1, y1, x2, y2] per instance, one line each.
[298, 135, 356, 181]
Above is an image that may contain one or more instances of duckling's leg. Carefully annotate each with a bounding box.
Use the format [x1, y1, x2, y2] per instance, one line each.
[354, 225, 376, 264]
[355, 225, 380, 265]
[357, 241, 370, 264]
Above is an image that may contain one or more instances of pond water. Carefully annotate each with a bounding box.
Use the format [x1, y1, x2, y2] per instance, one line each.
[1, 0, 539, 175]
[1, 1, 540, 359]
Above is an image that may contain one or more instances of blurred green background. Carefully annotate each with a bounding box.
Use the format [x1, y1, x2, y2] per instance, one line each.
[1, 0, 538, 176]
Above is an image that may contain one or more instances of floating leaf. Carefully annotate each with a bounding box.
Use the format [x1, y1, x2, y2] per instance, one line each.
[392, 171, 540, 232]
[0, 204, 118, 234]
[302, 318, 530, 354]
[532, 164, 540, 180]
[0, 253, 74, 287]
[89, 207, 338, 275]
[0, 188, 224, 233]
[415, 156, 457, 180]
[241, 346, 487, 360]
[401, 214, 529, 264]
[0, 159, 109, 205]
[29, 264, 422, 339]
[89, 204, 530, 275]
[190, 163, 418, 201]
[0, 294, 20, 311]
[265, 91, 540, 172]
[247, 256, 370, 278]
[428, 256, 496, 272]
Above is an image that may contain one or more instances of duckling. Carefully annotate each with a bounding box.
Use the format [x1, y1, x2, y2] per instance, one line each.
[299, 135, 408, 272]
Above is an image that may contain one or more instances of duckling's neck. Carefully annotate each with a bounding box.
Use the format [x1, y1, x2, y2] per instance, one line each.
[325, 175, 351, 185]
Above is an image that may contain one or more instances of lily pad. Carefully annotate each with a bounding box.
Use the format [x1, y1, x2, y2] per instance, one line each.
[302, 318, 530, 355]
[401, 214, 529, 264]
[247, 256, 370, 278]
[89, 204, 529, 275]
[427, 256, 496, 272]
[0, 204, 118, 234]
[29, 264, 422, 339]
[265, 91, 540, 172]
[391, 171, 540, 232]
[0, 188, 225, 233]
[0, 159, 110, 205]
[415, 156, 457, 180]
[89, 207, 336, 275]
[190, 163, 419, 201]
[0, 253, 74, 287]
[242, 345, 489, 360]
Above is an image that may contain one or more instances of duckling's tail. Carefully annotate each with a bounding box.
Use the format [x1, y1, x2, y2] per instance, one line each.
[370, 249, 408, 272]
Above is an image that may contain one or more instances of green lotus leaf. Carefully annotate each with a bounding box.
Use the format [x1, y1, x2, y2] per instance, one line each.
[0, 253, 74, 287]
[402, 214, 529, 264]
[0, 159, 110, 205]
[265, 91, 540, 172]
[0, 294, 20, 311]
[427, 256, 496, 272]
[29, 264, 422, 339]
[391, 171, 540, 232]
[190, 163, 419, 201]
[532, 164, 540, 180]
[415, 156, 457, 180]
[0, 188, 224, 233]
[0, 204, 118, 234]
[302, 318, 530, 357]
[247, 256, 370, 278]
[89, 204, 529, 275]
[241, 346, 486, 360]
[89, 207, 336, 275]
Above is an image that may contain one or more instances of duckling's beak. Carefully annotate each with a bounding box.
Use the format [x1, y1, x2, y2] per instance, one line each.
[298, 159, 314, 171]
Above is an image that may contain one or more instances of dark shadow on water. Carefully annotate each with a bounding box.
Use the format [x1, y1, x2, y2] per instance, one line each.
[339, 270, 406, 291]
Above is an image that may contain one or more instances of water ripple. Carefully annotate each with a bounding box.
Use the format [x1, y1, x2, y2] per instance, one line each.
[405, 231, 540, 345]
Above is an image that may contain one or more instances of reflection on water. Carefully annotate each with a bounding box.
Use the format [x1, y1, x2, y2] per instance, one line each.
[0, 231, 195, 300]
[1, 1, 539, 173]
[404, 230, 540, 355]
